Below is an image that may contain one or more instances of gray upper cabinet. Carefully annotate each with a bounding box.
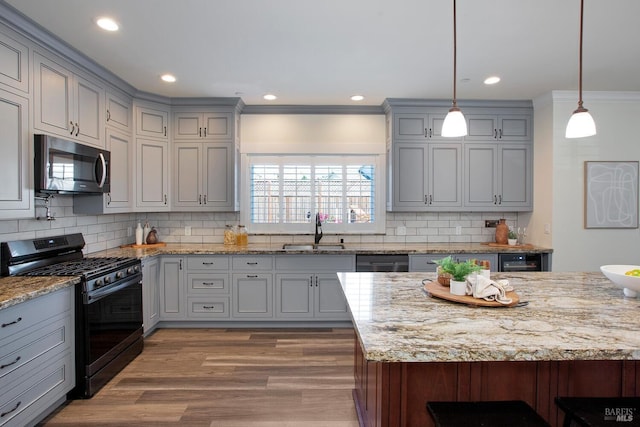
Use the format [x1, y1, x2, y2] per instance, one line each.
[135, 104, 168, 139]
[173, 111, 233, 141]
[0, 89, 31, 218]
[0, 28, 29, 93]
[393, 111, 458, 141]
[466, 113, 531, 141]
[391, 142, 462, 211]
[105, 90, 132, 133]
[464, 143, 532, 210]
[385, 100, 533, 212]
[34, 52, 105, 148]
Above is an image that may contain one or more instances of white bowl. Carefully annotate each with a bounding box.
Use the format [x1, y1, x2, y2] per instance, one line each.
[600, 265, 640, 297]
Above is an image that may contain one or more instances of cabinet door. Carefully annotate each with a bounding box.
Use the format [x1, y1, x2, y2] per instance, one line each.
[429, 143, 462, 207]
[392, 143, 428, 209]
[106, 91, 131, 132]
[275, 274, 314, 318]
[232, 273, 273, 318]
[73, 74, 104, 147]
[159, 257, 184, 319]
[0, 30, 29, 93]
[465, 115, 498, 141]
[173, 112, 202, 140]
[34, 53, 73, 137]
[498, 144, 532, 208]
[497, 115, 531, 141]
[142, 257, 160, 334]
[104, 128, 132, 211]
[0, 89, 31, 218]
[173, 142, 202, 208]
[314, 273, 349, 319]
[393, 113, 427, 141]
[136, 105, 168, 139]
[135, 138, 169, 209]
[203, 112, 233, 140]
[202, 142, 233, 208]
[464, 144, 498, 208]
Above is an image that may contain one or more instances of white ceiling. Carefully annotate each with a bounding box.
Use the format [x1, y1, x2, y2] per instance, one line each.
[5, 0, 640, 105]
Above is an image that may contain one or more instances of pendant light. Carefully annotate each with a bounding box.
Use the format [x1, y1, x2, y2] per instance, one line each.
[565, 0, 596, 138]
[442, 0, 467, 137]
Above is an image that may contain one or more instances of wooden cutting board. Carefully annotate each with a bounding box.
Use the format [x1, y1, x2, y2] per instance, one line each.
[120, 242, 167, 249]
[423, 281, 520, 307]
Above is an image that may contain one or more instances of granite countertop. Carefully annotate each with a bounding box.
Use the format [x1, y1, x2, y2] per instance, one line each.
[0, 276, 80, 311]
[337, 271, 640, 363]
[93, 242, 553, 259]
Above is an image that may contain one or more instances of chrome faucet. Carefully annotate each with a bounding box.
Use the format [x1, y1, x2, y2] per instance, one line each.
[314, 213, 323, 244]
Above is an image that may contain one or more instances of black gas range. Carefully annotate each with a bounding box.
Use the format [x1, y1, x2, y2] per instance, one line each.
[1, 233, 143, 398]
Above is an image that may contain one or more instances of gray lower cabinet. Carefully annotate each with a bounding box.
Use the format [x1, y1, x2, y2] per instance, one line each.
[409, 253, 498, 273]
[159, 256, 185, 320]
[142, 257, 160, 335]
[274, 255, 354, 321]
[232, 256, 274, 319]
[0, 287, 74, 426]
[186, 256, 230, 319]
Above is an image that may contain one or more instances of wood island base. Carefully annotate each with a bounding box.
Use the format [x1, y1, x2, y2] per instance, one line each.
[353, 335, 640, 427]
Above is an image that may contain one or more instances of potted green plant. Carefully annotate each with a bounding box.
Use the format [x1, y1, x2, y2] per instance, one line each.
[508, 229, 518, 246]
[433, 256, 482, 288]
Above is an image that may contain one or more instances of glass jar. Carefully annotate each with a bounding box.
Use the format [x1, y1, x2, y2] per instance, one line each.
[224, 225, 237, 245]
[236, 225, 248, 246]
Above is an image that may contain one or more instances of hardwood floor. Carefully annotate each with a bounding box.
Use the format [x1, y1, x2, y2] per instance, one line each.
[40, 328, 359, 426]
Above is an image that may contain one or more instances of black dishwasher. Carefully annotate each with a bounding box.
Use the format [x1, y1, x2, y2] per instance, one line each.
[356, 254, 409, 272]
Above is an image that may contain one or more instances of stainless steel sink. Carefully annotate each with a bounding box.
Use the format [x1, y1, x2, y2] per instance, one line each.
[281, 243, 345, 251]
[282, 244, 315, 251]
[314, 244, 346, 251]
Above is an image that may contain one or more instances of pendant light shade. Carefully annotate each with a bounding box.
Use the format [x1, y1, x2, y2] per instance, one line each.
[566, 0, 596, 139]
[442, 0, 467, 137]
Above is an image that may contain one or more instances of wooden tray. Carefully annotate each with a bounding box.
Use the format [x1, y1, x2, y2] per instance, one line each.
[120, 242, 167, 249]
[424, 281, 520, 307]
[482, 242, 535, 249]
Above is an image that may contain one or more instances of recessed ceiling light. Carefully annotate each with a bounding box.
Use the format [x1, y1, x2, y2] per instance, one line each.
[161, 74, 176, 83]
[484, 76, 501, 85]
[263, 94, 277, 101]
[351, 95, 364, 101]
[96, 17, 119, 32]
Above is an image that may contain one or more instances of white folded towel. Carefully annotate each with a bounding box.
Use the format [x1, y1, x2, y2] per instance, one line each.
[465, 275, 514, 305]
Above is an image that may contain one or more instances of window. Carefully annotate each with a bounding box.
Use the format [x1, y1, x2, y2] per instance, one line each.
[243, 155, 384, 234]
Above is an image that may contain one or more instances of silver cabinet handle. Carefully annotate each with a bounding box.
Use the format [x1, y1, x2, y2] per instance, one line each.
[199, 195, 202, 205]
[247, 274, 258, 278]
[494, 195, 497, 205]
[203, 127, 207, 137]
[164, 194, 168, 205]
[203, 195, 207, 204]
[0, 355, 21, 370]
[106, 109, 111, 121]
[1, 401, 21, 418]
[70, 121, 75, 135]
[2, 317, 22, 328]
[75, 123, 79, 136]
[164, 126, 167, 137]
[498, 195, 502, 204]
[199, 127, 202, 137]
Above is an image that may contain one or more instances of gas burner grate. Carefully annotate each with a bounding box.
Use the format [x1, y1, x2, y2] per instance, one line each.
[23, 257, 136, 277]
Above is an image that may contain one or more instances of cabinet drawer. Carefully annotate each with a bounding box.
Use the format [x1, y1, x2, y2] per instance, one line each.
[0, 314, 70, 380]
[187, 297, 229, 318]
[0, 288, 72, 343]
[187, 256, 229, 270]
[187, 273, 229, 294]
[232, 256, 273, 271]
[0, 351, 73, 427]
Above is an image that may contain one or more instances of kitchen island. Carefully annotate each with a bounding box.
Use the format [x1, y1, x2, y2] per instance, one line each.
[337, 271, 640, 427]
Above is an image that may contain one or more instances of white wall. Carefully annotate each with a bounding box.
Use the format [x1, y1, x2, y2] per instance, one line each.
[530, 91, 640, 271]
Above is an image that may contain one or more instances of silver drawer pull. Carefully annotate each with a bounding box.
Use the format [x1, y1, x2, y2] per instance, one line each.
[202, 262, 215, 265]
[247, 275, 258, 278]
[203, 306, 216, 310]
[202, 282, 215, 286]
[246, 262, 258, 265]
[1, 317, 22, 328]
[0, 356, 21, 370]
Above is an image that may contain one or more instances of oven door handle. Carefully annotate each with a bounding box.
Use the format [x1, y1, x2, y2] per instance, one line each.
[96, 153, 107, 189]
[85, 275, 142, 304]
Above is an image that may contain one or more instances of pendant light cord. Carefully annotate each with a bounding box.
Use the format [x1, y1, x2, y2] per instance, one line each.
[452, 0, 458, 108]
[577, 0, 584, 110]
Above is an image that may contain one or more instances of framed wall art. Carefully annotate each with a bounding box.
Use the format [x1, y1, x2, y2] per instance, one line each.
[584, 161, 638, 229]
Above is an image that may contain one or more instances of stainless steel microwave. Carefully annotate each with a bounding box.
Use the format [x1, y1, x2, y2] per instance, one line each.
[34, 134, 110, 194]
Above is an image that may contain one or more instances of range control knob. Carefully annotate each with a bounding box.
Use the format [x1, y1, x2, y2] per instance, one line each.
[94, 279, 103, 288]
[126, 267, 134, 275]
[116, 271, 124, 279]
[104, 275, 112, 284]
